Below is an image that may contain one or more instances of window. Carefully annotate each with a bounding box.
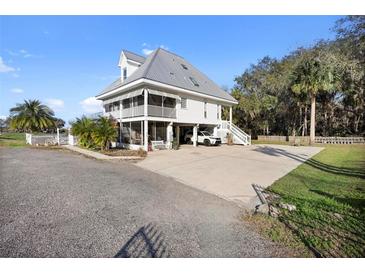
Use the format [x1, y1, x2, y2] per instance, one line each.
[164, 97, 176, 108]
[104, 104, 110, 112]
[113, 102, 120, 111]
[181, 64, 188, 70]
[189, 77, 199, 87]
[122, 98, 131, 109]
[148, 94, 163, 106]
[123, 68, 127, 80]
[204, 102, 207, 118]
[133, 95, 144, 107]
[181, 98, 187, 109]
[217, 105, 219, 119]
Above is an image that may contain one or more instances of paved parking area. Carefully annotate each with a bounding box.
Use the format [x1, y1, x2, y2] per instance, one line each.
[0, 147, 291, 257]
[136, 144, 323, 207]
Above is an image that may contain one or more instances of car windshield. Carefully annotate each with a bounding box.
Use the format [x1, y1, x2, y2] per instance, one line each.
[200, 131, 210, 136]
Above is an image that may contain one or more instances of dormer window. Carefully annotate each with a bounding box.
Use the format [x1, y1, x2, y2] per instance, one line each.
[189, 76, 199, 87]
[123, 68, 127, 80]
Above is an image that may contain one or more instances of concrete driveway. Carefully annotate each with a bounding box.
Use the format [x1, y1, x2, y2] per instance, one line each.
[136, 144, 323, 207]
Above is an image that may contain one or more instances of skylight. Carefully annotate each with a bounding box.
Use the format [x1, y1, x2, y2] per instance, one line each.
[189, 77, 199, 87]
[181, 64, 188, 70]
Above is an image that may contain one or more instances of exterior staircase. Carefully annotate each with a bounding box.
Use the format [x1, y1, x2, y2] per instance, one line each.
[217, 121, 251, 146]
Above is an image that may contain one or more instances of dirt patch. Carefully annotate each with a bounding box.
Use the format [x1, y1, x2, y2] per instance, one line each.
[102, 148, 147, 157]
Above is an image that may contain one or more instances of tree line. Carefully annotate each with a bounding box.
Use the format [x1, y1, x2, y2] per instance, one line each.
[230, 16, 364, 142]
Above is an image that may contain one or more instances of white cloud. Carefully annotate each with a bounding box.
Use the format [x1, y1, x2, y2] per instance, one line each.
[6, 49, 42, 59]
[142, 48, 154, 55]
[80, 97, 103, 114]
[11, 88, 24, 94]
[0, 115, 7, 120]
[141, 44, 169, 56]
[46, 98, 64, 110]
[0, 56, 15, 73]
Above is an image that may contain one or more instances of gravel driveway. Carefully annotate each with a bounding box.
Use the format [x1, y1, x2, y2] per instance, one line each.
[0, 147, 288, 257]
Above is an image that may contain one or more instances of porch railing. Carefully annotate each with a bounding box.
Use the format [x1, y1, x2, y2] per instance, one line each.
[148, 105, 176, 118]
[122, 105, 144, 118]
[107, 105, 177, 119]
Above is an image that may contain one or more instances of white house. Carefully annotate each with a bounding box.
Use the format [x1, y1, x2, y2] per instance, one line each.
[95, 48, 251, 151]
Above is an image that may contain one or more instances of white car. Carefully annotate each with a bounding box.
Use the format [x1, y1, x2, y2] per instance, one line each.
[184, 130, 221, 146]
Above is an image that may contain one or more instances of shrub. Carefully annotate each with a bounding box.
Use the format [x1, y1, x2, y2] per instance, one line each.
[92, 116, 118, 151]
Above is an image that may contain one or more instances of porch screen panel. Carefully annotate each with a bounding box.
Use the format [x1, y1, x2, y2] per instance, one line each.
[164, 97, 176, 108]
[155, 122, 167, 141]
[130, 121, 142, 145]
[121, 123, 131, 144]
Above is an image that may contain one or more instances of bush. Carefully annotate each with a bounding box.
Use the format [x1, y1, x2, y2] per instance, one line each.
[71, 115, 117, 151]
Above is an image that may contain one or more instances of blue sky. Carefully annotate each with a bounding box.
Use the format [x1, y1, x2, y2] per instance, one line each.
[0, 16, 341, 124]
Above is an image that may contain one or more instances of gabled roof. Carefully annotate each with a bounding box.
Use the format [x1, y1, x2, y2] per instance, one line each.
[122, 50, 146, 64]
[98, 48, 237, 103]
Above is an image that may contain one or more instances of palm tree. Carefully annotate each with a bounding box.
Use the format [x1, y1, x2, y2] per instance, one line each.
[70, 116, 95, 148]
[10, 99, 57, 132]
[92, 116, 117, 151]
[291, 50, 336, 144]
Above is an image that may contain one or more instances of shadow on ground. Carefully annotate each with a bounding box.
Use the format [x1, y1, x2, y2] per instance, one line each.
[253, 146, 365, 179]
[114, 223, 169, 258]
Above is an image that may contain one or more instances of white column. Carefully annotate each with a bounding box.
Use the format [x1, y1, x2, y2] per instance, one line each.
[144, 120, 148, 151]
[166, 122, 173, 149]
[176, 126, 180, 146]
[193, 125, 198, 147]
[143, 89, 148, 151]
[218, 105, 222, 121]
[141, 120, 143, 146]
[119, 100, 122, 145]
[144, 89, 148, 116]
[229, 106, 232, 128]
[213, 126, 218, 137]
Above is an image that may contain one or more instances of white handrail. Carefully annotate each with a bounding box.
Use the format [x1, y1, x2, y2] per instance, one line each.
[221, 120, 251, 145]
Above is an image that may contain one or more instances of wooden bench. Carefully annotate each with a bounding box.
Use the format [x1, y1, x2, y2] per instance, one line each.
[151, 140, 166, 150]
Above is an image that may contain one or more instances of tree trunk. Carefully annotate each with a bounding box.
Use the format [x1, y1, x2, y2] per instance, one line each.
[303, 106, 308, 136]
[299, 106, 303, 136]
[310, 94, 316, 145]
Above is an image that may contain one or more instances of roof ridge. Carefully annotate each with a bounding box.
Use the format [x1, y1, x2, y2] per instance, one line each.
[158, 47, 185, 59]
[121, 49, 146, 59]
[142, 48, 161, 78]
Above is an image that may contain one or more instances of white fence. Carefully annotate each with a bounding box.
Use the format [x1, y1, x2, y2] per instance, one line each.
[25, 128, 75, 146]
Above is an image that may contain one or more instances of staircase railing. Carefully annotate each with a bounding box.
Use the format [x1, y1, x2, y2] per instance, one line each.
[220, 121, 251, 145]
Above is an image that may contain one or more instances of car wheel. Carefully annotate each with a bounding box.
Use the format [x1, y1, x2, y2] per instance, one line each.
[186, 138, 192, 145]
[204, 139, 211, 146]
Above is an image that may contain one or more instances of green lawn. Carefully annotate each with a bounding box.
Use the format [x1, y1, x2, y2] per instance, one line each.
[252, 139, 290, 145]
[265, 145, 365, 257]
[0, 132, 26, 147]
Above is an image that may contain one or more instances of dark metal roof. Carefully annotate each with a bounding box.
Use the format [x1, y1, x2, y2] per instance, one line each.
[98, 48, 237, 103]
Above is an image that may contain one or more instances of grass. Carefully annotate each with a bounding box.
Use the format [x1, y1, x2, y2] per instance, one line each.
[243, 213, 314, 257]
[252, 139, 290, 145]
[0, 132, 26, 147]
[258, 145, 365, 257]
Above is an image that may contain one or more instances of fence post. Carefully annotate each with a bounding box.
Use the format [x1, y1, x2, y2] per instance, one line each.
[56, 128, 60, 145]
